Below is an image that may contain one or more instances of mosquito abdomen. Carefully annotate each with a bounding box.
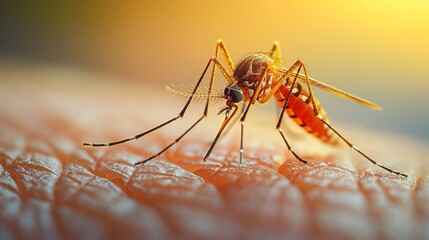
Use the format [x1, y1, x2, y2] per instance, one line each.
[276, 84, 338, 145]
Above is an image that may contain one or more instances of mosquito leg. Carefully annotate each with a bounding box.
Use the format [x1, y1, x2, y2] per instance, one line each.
[258, 59, 304, 104]
[215, 103, 245, 143]
[135, 115, 205, 165]
[203, 105, 239, 161]
[271, 54, 290, 132]
[205, 40, 236, 117]
[204, 66, 264, 163]
[295, 61, 407, 177]
[214, 39, 235, 74]
[277, 128, 307, 164]
[237, 70, 266, 164]
[133, 56, 232, 163]
[254, 59, 308, 163]
[82, 114, 182, 147]
[83, 56, 231, 147]
[319, 118, 407, 177]
[275, 63, 308, 164]
[298, 62, 322, 117]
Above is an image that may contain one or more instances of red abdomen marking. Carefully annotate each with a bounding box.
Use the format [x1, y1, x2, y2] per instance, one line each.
[276, 85, 335, 144]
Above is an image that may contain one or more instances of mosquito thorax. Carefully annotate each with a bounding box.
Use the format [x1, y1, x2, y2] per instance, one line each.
[233, 54, 273, 101]
[224, 83, 243, 103]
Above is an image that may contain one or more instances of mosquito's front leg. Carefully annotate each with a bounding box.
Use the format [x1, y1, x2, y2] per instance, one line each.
[83, 57, 214, 147]
[136, 57, 234, 164]
[84, 55, 233, 165]
[237, 69, 266, 163]
[215, 102, 245, 143]
[203, 104, 239, 162]
[205, 40, 236, 116]
[213, 39, 235, 74]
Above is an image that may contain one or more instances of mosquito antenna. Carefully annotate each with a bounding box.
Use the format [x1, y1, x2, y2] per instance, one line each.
[166, 84, 225, 103]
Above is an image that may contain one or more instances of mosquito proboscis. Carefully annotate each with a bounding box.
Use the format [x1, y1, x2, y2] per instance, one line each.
[83, 39, 407, 178]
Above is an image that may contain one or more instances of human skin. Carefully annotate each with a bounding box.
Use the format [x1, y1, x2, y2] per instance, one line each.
[1, 62, 429, 239]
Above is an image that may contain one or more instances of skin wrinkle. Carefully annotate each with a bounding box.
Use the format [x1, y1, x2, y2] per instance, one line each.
[60, 169, 111, 208]
[56, 167, 164, 239]
[280, 162, 336, 237]
[96, 158, 136, 194]
[282, 161, 380, 236]
[0, 158, 20, 195]
[51, 163, 67, 206]
[357, 176, 388, 238]
[123, 163, 141, 195]
[60, 173, 98, 205]
[0, 173, 19, 197]
[85, 146, 151, 196]
[413, 177, 429, 218]
[1, 119, 427, 239]
[2, 156, 27, 201]
[126, 162, 224, 238]
[121, 170, 174, 237]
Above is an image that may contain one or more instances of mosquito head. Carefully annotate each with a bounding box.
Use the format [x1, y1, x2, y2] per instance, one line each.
[218, 83, 243, 118]
[224, 83, 243, 103]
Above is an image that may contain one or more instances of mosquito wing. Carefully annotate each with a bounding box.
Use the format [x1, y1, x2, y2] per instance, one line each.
[291, 73, 382, 110]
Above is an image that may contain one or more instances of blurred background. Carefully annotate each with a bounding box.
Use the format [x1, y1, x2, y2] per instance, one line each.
[1, 0, 428, 143]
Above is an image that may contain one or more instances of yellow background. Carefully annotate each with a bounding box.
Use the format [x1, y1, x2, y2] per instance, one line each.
[1, 0, 428, 141]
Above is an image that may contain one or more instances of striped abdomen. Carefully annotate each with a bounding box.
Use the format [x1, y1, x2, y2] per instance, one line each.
[274, 83, 338, 145]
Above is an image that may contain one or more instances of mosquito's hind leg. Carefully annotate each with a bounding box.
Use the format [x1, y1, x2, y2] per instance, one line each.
[319, 118, 407, 177]
[275, 63, 308, 164]
[258, 59, 304, 104]
[296, 61, 407, 177]
[236, 69, 267, 163]
[250, 58, 309, 163]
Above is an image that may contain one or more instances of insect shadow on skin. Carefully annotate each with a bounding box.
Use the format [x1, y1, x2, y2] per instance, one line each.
[83, 39, 407, 178]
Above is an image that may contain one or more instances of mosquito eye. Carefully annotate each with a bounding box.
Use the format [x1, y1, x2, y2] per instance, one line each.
[224, 83, 243, 103]
[228, 89, 243, 103]
[224, 87, 230, 96]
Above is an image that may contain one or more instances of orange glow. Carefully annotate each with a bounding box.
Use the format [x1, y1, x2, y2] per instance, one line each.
[2, 0, 429, 140]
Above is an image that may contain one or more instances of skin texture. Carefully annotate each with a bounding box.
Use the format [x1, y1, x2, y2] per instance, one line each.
[1, 62, 429, 240]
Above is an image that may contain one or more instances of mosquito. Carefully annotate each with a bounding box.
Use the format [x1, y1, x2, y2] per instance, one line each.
[83, 39, 407, 178]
